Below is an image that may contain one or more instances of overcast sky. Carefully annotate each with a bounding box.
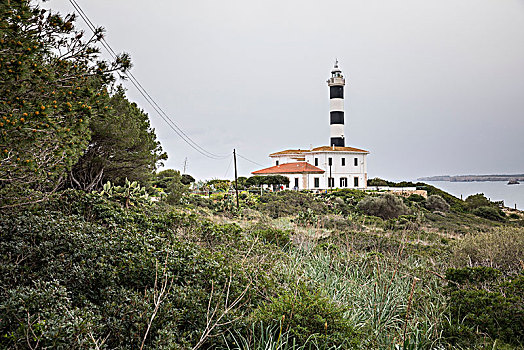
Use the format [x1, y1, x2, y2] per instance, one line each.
[41, 0, 524, 181]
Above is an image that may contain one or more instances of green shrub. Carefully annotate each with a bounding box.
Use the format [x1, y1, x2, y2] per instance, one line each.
[414, 182, 467, 212]
[396, 214, 421, 230]
[356, 193, 410, 219]
[425, 194, 450, 212]
[473, 206, 506, 221]
[0, 280, 101, 349]
[0, 192, 268, 349]
[253, 227, 291, 247]
[186, 193, 215, 209]
[367, 177, 389, 186]
[465, 193, 492, 209]
[407, 194, 426, 203]
[445, 266, 501, 285]
[444, 268, 524, 347]
[295, 208, 319, 226]
[259, 191, 328, 218]
[252, 284, 358, 348]
[365, 179, 467, 211]
[326, 189, 367, 205]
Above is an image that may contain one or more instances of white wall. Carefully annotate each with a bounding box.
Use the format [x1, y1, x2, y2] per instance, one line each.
[278, 174, 308, 190]
[266, 151, 368, 190]
[329, 124, 345, 139]
[329, 99, 344, 111]
[270, 154, 305, 165]
[304, 151, 367, 189]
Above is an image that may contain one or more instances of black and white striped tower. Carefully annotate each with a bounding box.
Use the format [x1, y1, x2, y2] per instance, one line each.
[327, 60, 345, 147]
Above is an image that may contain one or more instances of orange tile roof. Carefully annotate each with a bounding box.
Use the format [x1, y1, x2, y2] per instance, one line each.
[252, 162, 325, 175]
[269, 146, 369, 156]
[269, 149, 308, 156]
[311, 146, 369, 153]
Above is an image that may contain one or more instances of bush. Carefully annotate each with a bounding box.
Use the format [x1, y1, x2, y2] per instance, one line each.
[364, 179, 467, 211]
[445, 266, 501, 285]
[407, 194, 426, 203]
[465, 193, 492, 209]
[425, 194, 450, 212]
[186, 193, 214, 209]
[259, 191, 328, 218]
[367, 177, 389, 186]
[252, 226, 291, 247]
[444, 268, 524, 347]
[252, 284, 358, 347]
[0, 280, 101, 348]
[153, 169, 188, 204]
[0, 191, 268, 349]
[327, 189, 367, 204]
[356, 193, 410, 219]
[295, 208, 319, 226]
[473, 206, 506, 222]
[415, 182, 467, 212]
[452, 227, 524, 275]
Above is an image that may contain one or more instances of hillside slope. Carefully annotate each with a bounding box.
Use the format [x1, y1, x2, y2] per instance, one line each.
[1, 188, 523, 349]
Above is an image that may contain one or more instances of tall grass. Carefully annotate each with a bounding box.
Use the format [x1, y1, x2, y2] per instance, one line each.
[222, 321, 344, 350]
[282, 246, 447, 349]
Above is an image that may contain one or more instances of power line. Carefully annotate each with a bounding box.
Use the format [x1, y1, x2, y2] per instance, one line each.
[68, 0, 230, 160]
[223, 154, 233, 178]
[69, 0, 227, 159]
[69, 0, 265, 170]
[236, 153, 265, 167]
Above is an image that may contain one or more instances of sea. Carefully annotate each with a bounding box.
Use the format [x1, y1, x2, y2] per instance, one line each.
[420, 181, 524, 210]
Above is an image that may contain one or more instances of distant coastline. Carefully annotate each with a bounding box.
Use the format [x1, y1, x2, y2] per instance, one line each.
[418, 174, 524, 182]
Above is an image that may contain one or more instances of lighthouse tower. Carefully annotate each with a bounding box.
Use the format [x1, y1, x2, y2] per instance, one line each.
[251, 60, 369, 190]
[327, 60, 346, 147]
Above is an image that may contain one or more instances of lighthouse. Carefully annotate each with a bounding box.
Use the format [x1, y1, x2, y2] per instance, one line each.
[251, 60, 369, 191]
[327, 60, 345, 147]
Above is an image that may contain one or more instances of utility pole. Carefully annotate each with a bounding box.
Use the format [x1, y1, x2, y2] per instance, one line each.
[183, 157, 188, 174]
[233, 149, 239, 209]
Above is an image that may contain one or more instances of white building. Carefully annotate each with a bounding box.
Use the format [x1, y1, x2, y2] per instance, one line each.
[252, 62, 370, 190]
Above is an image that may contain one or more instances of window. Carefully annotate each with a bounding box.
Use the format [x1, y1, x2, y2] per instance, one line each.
[314, 177, 320, 188]
[314, 158, 318, 166]
[294, 178, 299, 189]
[276, 160, 279, 166]
[328, 157, 333, 166]
[354, 158, 358, 166]
[341, 158, 346, 166]
[340, 177, 347, 187]
[354, 177, 359, 187]
[328, 177, 334, 188]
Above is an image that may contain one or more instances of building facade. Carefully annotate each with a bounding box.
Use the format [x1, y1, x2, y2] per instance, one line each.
[252, 62, 369, 190]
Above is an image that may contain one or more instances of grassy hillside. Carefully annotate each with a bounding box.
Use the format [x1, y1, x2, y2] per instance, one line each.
[1, 187, 523, 349]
